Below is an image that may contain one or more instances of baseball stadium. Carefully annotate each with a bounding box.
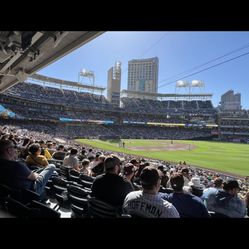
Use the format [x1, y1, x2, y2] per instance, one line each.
[0, 31, 248, 218]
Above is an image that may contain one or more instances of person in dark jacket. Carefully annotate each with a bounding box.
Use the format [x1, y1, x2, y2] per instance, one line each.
[205, 179, 246, 218]
[0, 139, 55, 199]
[161, 173, 210, 218]
[91, 155, 133, 208]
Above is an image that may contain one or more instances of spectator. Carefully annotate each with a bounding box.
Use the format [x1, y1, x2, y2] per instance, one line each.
[87, 148, 95, 159]
[78, 149, 87, 161]
[63, 148, 80, 171]
[46, 141, 55, 155]
[162, 173, 210, 218]
[19, 139, 34, 160]
[181, 167, 191, 186]
[122, 163, 137, 191]
[38, 140, 52, 160]
[158, 165, 169, 188]
[91, 155, 105, 176]
[130, 158, 140, 170]
[123, 166, 180, 218]
[184, 177, 205, 198]
[91, 155, 133, 208]
[52, 144, 66, 160]
[134, 161, 149, 184]
[80, 158, 91, 176]
[202, 177, 223, 202]
[90, 152, 102, 169]
[205, 179, 246, 218]
[0, 139, 55, 199]
[26, 143, 49, 168]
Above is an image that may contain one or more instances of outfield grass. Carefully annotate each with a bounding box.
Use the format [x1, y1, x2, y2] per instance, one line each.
[76, 139, 249, 177]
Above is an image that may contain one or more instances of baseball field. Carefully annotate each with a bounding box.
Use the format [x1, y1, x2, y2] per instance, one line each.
[76, 139, 249, 177]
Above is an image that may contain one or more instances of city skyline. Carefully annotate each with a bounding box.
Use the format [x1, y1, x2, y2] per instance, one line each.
[38, 31, 249, 109]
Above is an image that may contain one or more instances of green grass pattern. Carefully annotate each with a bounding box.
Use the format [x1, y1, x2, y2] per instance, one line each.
[76, 139, 249, 176]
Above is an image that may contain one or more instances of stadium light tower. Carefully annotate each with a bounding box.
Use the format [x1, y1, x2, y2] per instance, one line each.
[176, 80, 189, 88]
[78, 68, 95, 92]
[175, 80, 189, 97]
[176, 80, 205, 97]
[190, 80, 205, 94]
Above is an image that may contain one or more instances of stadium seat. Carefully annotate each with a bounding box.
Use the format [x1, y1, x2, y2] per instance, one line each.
[88, 197, 120, 218]
[27, 200, 61, 218]
[1, 185, 40, 207]
[51, 177, 70, 211]
[80, 174, 95, 182]
[45, 179, 55, 198]
[59, 165, 71, 179]
[67, 185, 89, 218]
[5, 196, 32, 218]
[67, 184, 91, 197]
[48, 159, 63, 168]
[68, 174, 80, 183]
[79, 180, 93, 189]
[18, 188, 41, 205]
[69, 170, 80, 177]
[0, 184, 13, 208]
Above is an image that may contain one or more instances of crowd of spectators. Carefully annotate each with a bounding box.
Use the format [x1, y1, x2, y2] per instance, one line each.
[5, 82, 114, 111]
[0, 123, 248, 218]
[0, 118, 214, 140]
[0, 82, 217, 125]
[1, 82, 249, 218]
[121, 97, 215, 115]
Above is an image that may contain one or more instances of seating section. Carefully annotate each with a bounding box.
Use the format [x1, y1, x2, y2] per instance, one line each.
[0, 82, 216, 125]
[121, 97, 215, 115]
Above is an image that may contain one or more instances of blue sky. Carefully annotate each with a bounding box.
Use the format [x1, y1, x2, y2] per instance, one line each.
[38, 31, 249, 109]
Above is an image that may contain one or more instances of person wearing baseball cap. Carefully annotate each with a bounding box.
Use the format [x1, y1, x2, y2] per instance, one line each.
[91, 154, 133, 208]
[205, 178, 246, 218]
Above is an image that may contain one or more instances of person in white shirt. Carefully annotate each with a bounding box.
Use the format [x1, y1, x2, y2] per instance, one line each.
[63, 148, 80, 171]
[123, 166, 180, 218]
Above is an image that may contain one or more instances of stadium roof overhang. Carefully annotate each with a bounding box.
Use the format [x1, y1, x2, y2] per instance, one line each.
[29, 73, 106, 92]
[0, 31, 104, 93]
[121, 90, 213, 99]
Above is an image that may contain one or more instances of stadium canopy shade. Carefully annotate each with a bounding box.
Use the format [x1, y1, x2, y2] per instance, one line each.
[0, 31, 104, 93]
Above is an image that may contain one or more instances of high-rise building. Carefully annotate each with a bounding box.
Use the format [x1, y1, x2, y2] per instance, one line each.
[220, 90, 241, 110]
[107, 61, 121, 107]
[127, 57, 159, 99]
